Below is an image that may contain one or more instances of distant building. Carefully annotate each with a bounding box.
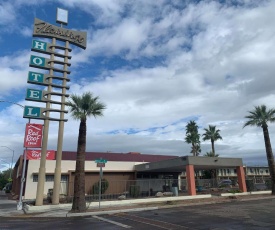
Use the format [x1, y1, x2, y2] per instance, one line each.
[11, 152, 267, 200]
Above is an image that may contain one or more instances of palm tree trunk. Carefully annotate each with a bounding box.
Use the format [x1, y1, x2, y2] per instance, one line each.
[192, 143, 195, 156]
[262, 126, 275, 195]
[72, 118, 87, 212]
[211, 140, 215, 154]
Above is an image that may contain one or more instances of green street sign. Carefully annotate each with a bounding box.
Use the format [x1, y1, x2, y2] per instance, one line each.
[95, 159, 108, 163]
[26, 88, 43, 101]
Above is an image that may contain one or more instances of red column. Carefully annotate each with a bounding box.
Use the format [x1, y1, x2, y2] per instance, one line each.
[237, 166, 247, 192]
[186, 165, 196, 196]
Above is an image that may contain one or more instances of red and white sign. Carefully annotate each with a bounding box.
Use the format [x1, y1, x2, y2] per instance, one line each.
[26, 150, 55, 160]
[24, 123, 43, 148]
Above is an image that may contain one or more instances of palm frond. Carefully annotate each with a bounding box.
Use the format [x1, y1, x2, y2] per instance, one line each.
[244, 105, 275, 128]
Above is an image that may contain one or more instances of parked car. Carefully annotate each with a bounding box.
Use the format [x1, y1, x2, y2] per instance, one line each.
[218, 179, 232, 187]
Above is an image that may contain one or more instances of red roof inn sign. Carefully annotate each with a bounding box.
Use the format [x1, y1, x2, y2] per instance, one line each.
[24, 124, 43, 148]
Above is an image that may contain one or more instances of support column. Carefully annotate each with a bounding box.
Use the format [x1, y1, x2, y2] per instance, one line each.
[237, 166, 247, 192]
[186, 165, 196, 196]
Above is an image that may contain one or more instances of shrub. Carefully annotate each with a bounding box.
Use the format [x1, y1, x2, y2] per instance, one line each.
[265, 179, 272, 190]
[129, 185, 140, 198]
[245, 179, 255, 192]
[92, 178, 109, 194]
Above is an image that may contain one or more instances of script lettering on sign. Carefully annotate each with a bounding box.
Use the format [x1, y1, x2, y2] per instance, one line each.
[24, 124, 43, 148]
[33, 18, 87, 49]
[26, 150, 55, 160]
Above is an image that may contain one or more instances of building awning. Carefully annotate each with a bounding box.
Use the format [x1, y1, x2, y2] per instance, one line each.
[135, 156, 244, 172]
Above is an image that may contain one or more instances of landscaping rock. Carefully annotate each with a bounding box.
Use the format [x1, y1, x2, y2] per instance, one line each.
[155, 192, 164, 197]
[163, 192, 173, 196]
[118, 195, 126, 200]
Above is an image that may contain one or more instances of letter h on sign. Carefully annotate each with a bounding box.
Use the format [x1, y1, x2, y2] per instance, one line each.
[32, 40, 47, 51]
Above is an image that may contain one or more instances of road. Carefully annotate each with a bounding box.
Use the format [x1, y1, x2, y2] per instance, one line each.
[0, 197, 275, 229]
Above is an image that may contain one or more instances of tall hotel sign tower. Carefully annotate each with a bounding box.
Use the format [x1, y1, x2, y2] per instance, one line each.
[23, 9, 87, 206]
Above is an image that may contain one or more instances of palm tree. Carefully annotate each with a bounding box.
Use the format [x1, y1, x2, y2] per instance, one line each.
[67, 92, 106, 212]
[185, 121, 201, 156]
[202, 125, 222, 155]
[244, 105, 275, 195]
[204, 151, 219, 157]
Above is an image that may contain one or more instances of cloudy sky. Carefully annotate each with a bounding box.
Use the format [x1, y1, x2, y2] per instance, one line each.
[1, 0, 275, 170]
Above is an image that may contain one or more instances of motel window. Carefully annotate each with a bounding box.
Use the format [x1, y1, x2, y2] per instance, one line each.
[33, 175, 38, 182]
[61, 175, 68, 182]
[33, 174, 68, 182]
[266, 170, 269, 174]
[46, 175, 54, 182]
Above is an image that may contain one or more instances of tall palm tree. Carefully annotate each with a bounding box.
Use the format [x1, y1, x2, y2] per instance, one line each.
[244, 105, 275, 195]
[203, 125, 222, 155]
[67, 92, 106, 212]
[185, 121, 201, 156]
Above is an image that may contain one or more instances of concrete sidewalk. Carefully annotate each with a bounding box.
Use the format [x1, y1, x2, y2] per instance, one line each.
[0, 191, 24, 217]
[0, 191, 272, 218]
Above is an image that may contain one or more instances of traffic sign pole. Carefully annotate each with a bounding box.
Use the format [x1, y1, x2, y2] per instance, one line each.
[95, 158, 107, 209]
[99, 166, 102, 209]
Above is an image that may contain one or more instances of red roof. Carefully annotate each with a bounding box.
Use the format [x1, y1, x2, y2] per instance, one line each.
[61, 151, 178, 163]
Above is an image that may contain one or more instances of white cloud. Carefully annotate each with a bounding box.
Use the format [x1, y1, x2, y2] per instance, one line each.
[1, 1, 275, 166]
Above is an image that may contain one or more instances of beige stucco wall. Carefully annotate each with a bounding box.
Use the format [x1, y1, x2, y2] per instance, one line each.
[24, 160, 144, 200]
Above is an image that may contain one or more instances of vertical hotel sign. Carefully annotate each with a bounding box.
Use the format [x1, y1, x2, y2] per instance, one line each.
[23, 14, 87, 206]
[23, 18, 87, 120]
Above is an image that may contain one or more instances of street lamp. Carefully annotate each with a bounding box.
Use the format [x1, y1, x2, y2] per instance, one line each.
[0, 100, 28, 210]
[0, 146, 14, 179]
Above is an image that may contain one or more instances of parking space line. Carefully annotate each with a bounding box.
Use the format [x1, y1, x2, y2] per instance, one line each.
[115, 213, 191, 229]
[93, 215, 132, 228]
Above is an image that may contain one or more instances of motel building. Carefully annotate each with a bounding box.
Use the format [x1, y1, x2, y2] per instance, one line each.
[10, 151, 270, 201]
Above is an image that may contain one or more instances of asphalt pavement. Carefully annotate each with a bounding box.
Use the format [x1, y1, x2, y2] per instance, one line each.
[0, 196, 275, 229]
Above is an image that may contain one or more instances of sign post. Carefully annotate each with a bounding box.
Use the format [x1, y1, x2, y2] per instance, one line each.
[95, 159, 107, 208]
[23, 9, 87, 206]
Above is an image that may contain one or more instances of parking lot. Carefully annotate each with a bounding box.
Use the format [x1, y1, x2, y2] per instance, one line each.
[1, 196, 275, 229]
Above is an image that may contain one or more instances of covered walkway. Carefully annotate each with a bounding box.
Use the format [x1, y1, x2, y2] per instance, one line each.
[135, 156, 247, 195]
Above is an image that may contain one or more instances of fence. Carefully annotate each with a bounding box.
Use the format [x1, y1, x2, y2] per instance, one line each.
[58, 177, 272, 202]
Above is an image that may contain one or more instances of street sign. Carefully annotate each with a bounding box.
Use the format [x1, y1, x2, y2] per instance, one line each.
[97, 163, 105, 168]
[95, 159, 107, 163]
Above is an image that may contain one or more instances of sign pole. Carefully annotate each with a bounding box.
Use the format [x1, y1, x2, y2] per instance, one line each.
[35, 37, 55, 206]
[99, 166, 102, 209]
[52, 42, 70, 204]
[24, 12, 87, 206]
[17, 148, 27, 210]
[95, 158, 107, 209]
